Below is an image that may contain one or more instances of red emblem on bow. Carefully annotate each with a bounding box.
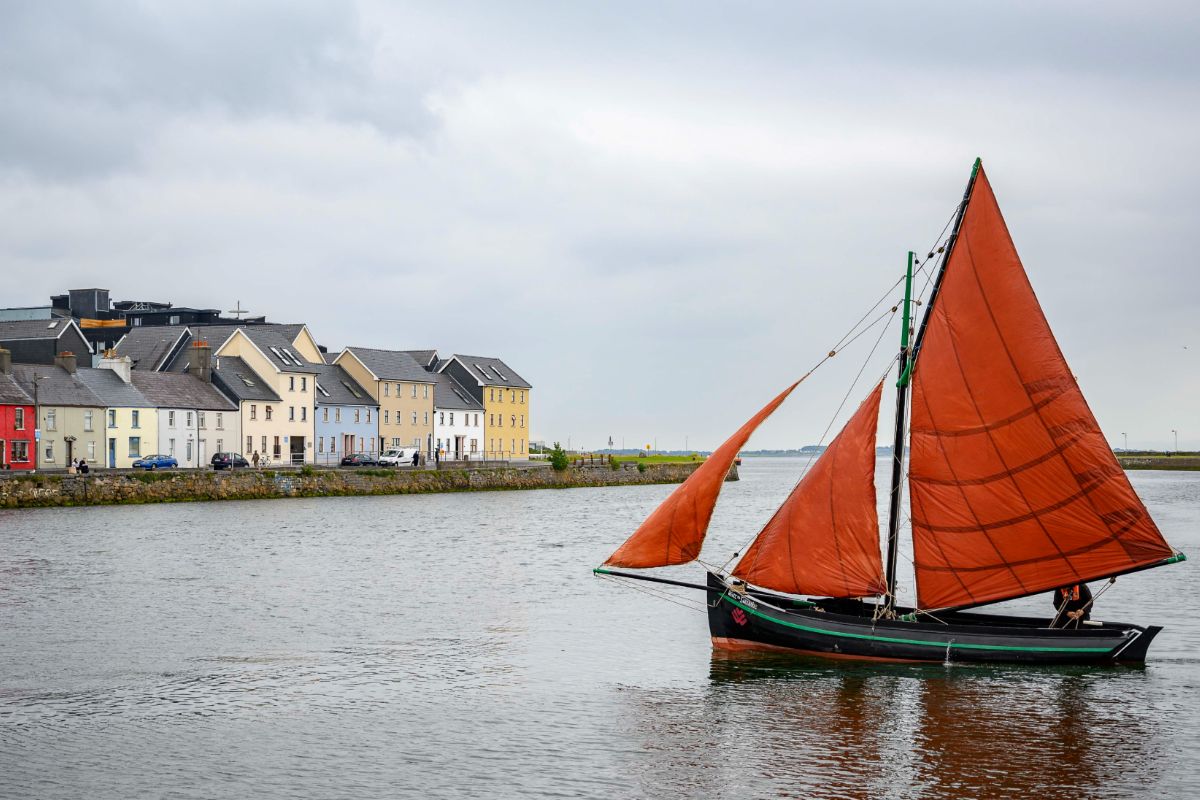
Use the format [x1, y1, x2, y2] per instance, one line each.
[731, 608, 748, 626]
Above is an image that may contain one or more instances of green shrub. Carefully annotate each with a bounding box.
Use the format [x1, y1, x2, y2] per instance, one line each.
[549, 442, 569, 471]
[637, 461, 647, 473]
[300, 465, 316, 477]
[610, 456, 620, 471]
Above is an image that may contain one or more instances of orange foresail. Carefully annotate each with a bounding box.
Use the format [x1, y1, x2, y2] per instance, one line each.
[908, 166, 1173, 610]
[603, 380, 801, 569]
[733, 382, 886, 597]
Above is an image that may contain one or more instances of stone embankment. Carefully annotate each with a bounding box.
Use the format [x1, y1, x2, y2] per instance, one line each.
[1117, 456, 1200, 471]
[0, 462, 731, 509]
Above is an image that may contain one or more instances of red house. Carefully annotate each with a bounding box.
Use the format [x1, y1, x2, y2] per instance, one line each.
[0, 348, 35, 470]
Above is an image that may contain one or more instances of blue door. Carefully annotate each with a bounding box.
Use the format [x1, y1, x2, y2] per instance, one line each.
[108, 438, 116, 468]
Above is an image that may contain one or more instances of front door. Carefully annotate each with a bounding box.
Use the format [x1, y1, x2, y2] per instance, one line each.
[108, 438, 116, 468]
[290, 436, 305, 465]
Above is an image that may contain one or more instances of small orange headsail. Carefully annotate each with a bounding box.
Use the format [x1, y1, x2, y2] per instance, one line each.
[603, 379, 801, 569]
[733, 382, 886, 597]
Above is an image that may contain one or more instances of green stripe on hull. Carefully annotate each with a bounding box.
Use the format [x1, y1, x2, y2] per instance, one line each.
[721, 594, 1116, 655]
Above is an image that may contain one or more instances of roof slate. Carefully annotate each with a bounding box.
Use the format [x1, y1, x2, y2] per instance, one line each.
[114, 326, 190, 369]
[445, 355, 531, 388]
[0, 373, 32, 405]
[342, 348, 434, 382]
[130, 371, 236, 410]
[312, 363, 377, 406]
[432, 371, 484, 411]
[401, 350, 438, 368]
[187, 325, 322, 374]
[0, 318, 82, 342]
[10, 364, 104, 407]
[74, 368, 153, 407]
[210, 356, 282, 402]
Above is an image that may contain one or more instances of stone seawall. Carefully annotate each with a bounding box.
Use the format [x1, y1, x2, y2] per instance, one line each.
[0, 462, 726, 509]
[1117, 456, 1200, 471]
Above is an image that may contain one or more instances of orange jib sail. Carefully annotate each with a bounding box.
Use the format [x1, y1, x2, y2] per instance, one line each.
[908, 166, 1173, 610]
[733, 382, 887, 597]
[604, 380, 801, 569]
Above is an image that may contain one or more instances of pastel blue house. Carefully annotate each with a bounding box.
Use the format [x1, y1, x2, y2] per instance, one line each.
[312, 363, 379, 463]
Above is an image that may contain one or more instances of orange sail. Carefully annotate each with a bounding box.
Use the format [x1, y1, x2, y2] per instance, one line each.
[733, 383, 886, 597]
[604, 380, 801, 569]
[908, 166, 1173, 610]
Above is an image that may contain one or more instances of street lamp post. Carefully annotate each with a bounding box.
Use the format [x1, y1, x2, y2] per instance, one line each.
[1121, 432, 1127, 452]
[1172, 429, 1178, 454]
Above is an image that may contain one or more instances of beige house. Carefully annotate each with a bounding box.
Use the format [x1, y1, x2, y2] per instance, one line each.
[335, 348, 435, 455]
[11, 355, 107, 469]
[439, 355, 532, 460]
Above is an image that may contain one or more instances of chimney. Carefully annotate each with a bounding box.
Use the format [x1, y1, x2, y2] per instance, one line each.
[0, 348, 10, 375]
[55, 351, 77, 375]
[188, 340, 213, 383]
[97, 353, 132, 383]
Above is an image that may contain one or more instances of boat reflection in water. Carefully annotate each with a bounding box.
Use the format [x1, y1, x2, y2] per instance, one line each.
[624, 651, 1164, 799]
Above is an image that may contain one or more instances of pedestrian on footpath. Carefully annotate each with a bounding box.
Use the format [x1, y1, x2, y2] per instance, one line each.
[252, 451, 260, 469]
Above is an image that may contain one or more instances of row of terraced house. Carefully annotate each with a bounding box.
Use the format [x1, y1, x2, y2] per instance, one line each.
[0, 313, 531, 470]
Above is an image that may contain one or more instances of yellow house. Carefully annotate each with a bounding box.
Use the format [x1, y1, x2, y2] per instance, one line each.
[335, 348, 435, 455]
[438, 355, 531, 460]
[208, 328, 320, 464]
[76, 357, 158, 468]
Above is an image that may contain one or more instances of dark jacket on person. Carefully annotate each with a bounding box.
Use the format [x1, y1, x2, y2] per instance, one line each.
[1051, 583, 1093, 626]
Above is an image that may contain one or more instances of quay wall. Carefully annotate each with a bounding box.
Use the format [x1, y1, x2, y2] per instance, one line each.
[0, 462, 728, 509]
[1117, 456, 1200, 471]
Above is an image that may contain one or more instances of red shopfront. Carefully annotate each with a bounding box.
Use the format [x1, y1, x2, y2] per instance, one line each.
[0, 403, 36, 470]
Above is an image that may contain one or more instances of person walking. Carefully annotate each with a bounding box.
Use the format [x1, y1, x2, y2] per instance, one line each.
[252, 450, 260, 469]
[411, 449, 419, 468]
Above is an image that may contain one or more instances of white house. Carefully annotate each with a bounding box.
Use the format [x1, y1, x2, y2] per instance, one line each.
[431, 371, 484, 460]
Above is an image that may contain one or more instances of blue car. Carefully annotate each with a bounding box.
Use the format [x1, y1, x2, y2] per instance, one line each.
[132, 454, 179, 470]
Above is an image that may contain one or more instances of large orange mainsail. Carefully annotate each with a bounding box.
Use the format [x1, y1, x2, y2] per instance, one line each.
[733, 382, 886, 597]
[603, 380, 801, 569]
[908, 166, 1173, 610]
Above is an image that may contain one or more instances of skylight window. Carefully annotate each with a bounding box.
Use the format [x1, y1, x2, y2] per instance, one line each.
[315, 381, 330, 397]
[282, 347, 301, 366]
[492, 365, 509, 381]
[341, 380, 362, 399]
[238, 373, 256, 387]
[48, 322, 58, 329]
[269, 346, 285, 361]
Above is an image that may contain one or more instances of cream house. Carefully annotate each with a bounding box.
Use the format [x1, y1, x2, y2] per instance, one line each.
[335, 348, 435, 456]
[75, 356, 157, 468]
[12, 355, 107, 469]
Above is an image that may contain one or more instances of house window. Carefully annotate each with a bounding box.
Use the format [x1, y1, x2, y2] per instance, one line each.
[520, 415, 524, 428]
[521, 440, 525, 454]
[423, 412, 429, 425]
[129, 436, 141, 458]
[512, 438, 516, 453]
[186, 440, 193, 461]
[357, 436, 364, 451]
[366, 409, 371, 423]
[335, 408, 341, 423]
[83, 410, 93, 431]
[217, 413, 223, 429]
[250, 405, 257, 421]
[266, 406, 273, 421]
[186, 412, 193, 427]
[423, 385, 429, 399]
[105, 409, 114, 427]
[169, 438, 175, 455]
[197, 412, 206, 428]
[168, 410, 176, 426]
[498, 415, 503, 428]
[86, 441, 95, 460]
[216, 439, 223, 453]
[44, 440, 54, 462]
[384, 383, 390, 397]
[301, 407, 307, 421]
[330, 436, 336, 453]
[169, 315, 180, 325]
[46, 409, 57, 431]
[510, 391, 515, 403]
[354, 409, 361, 423]
[489, 414, 494, 427]
[411, 384, 416, 399]
[318, 438, 324, 454]
[289, 407, 295, 421]
[511, 415, 516, 428]
[132, 318, 142, 327]
[14, 407, 24, 430]
[391, 437, 401, 447]
[439, 412, 445, 425]
[247, 436, 253, 454]
[384, 410, 390, 425]
[521, 392, 526, 404]
[289, 376, 295, 391]
[412, 412, 417, 425]
[273, 437, 281, 458]
[11, 440, 29, 462]
[470, 439, 477, 453]
[489, 388, 494, 402]
[449, 413, 454, 426]
[261, 436, 267, 455]
[301, 377, 307, 391]
[323, 408, 329, 422]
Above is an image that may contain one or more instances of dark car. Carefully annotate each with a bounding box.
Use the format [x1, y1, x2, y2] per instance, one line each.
[132, 454, 179, 470]
[340, 453, 379, 467]
[211, 452, 250, 470]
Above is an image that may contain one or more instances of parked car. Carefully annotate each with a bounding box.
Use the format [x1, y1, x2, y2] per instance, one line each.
[379, 447, 420, 466]
[340, 453, 379, 467]
[132, 454, 179, 470]
[211, 452, 250, 470]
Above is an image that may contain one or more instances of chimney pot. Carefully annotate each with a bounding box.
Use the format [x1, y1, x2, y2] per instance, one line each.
[188, 341, 213, 383]
[55, 351, 77, 374]
[0, 348, 10, 375]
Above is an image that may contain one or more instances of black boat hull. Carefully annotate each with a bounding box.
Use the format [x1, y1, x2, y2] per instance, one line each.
[706, 572, 1161, 665]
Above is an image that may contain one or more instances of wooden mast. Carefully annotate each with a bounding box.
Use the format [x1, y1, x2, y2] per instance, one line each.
[883, 158, 981, 611]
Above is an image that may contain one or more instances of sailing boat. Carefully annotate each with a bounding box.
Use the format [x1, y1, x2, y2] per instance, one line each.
[595, 160, 1185, 664]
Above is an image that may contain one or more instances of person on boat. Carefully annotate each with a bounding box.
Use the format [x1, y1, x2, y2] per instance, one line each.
[1051, 583, 1093, 627]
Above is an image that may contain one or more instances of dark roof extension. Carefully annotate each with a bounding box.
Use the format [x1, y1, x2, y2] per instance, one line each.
[342, 348, 435, 382]
[210, 356, 282, 402]
[114, 325, 190, 369]
[443, 355, 531, 388]
[431, 371, 484, 411]
[312, 363, 376, 406]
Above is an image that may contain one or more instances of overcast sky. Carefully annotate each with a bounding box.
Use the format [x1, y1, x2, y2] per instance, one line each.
[2, 1, 1196, 451]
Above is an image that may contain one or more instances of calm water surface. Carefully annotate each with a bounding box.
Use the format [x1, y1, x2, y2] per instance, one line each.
[1, 459, 1198, 799]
